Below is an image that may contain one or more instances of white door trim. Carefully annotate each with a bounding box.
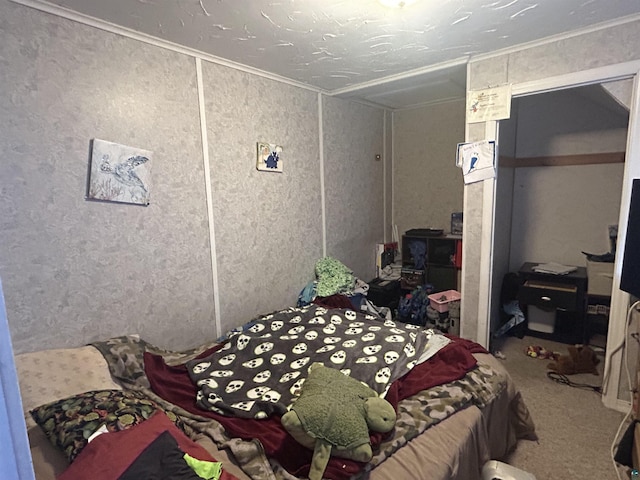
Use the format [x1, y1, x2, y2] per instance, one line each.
[481, 59, 640, 412]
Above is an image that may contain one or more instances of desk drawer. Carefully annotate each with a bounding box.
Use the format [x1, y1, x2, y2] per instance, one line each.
[518, 280, 578, 310]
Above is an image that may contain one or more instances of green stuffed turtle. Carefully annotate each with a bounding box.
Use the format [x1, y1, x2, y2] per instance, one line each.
[281, 362, 396, 480]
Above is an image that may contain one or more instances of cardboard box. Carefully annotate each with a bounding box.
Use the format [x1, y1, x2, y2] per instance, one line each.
[587, 260, 614, 296]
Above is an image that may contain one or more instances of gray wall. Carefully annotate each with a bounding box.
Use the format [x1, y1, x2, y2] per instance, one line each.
[392, 100, 465, 238]
[510, 164, 623, 270]
[201, 61, 323, 332]
[0, 0, 386, 354]
[515, 88, 629, 158]
[504, 88, 627, 271]
[322, 96, 386, 277]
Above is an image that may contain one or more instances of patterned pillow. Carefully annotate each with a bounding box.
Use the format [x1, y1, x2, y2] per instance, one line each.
[30, 389, 182, 462]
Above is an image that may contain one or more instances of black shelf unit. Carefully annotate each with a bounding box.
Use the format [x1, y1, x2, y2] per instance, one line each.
[400, 233, 461, 292]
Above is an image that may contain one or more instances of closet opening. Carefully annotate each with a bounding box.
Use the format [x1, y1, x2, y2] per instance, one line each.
[490, 81, 630, 353]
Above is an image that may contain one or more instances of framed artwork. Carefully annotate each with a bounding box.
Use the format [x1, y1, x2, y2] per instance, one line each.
[87, 139, 153, 205]
[256, 142, 283, 173]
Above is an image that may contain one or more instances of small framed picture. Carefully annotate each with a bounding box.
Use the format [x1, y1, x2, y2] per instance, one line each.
[87, 139, 153, 205]
[256, 142, 283, 173]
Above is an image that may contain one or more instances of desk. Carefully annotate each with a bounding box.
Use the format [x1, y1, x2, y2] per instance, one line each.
[517, 262, 588, 344]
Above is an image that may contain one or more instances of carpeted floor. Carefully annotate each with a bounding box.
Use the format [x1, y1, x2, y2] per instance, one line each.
[494, 335, 629, 480]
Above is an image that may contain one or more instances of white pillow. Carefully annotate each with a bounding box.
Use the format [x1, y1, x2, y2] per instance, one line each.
[15, 345, 122, 427]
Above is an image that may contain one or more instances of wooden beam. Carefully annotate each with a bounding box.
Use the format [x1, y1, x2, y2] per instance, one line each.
[498, 151, 625, 168]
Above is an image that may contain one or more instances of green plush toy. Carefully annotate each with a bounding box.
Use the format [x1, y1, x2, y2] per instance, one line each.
[281, 363, 396, 480]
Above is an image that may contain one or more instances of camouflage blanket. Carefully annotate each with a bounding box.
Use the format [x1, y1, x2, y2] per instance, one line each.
[91, 334, 278, 480]
[92, 335, 506, 480]
[355, 361, 506, 478]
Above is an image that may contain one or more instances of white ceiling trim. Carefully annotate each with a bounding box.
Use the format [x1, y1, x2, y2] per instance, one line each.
[390, 95, 466, 113]
[330, 56, 469, 97]
[10, 0, 325, 94]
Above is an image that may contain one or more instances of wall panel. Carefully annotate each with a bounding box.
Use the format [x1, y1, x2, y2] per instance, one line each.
[0, 0, 214, 352]
[322, 96, 385, 281]
[201, 61, 322, 334]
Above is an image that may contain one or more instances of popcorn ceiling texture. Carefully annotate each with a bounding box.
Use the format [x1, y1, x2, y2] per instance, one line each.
[22, 0, 640, 92]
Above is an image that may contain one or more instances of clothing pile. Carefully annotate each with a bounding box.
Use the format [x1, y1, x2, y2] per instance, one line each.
[297, 257, 390, 319]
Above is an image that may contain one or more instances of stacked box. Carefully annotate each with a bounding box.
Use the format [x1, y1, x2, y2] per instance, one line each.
[586, 260, 614, 296]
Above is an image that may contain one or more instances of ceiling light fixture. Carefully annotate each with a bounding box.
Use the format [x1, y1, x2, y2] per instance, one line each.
[378, 0, 419, 7]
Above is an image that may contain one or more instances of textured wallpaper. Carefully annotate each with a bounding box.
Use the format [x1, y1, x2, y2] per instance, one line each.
[0, 1, 216, 353]
[0, 0, 393, 355]
[393, 100, 465, 239]
[322, 96, 385, 282]
[200, 61, 323, 335]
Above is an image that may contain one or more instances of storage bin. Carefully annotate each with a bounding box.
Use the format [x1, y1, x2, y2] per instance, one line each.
[427, 290, 461, 313]
[368, 278, 401, 309]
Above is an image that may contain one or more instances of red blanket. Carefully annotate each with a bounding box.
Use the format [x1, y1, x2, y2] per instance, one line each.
[59, 410, 238, 480]
[145, 334, 486, 480]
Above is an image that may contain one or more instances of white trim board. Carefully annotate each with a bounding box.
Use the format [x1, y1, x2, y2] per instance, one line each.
[383, 111, 387, 243]
[318, 93, 327, 258]
[469, 13, 640, 68]
[510, 61, 640, 97]
[476, 121, 498, 348]
[604, 74, 640, 412]
[10, 0, 323, 95]
[195, 58, 222, 339]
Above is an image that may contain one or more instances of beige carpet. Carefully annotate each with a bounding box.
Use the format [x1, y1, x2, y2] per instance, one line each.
[494, 335, 629, 480]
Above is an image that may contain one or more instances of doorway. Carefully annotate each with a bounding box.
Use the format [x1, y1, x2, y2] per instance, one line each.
[491, 82, 630, 348]
[475, 63, 640, 412]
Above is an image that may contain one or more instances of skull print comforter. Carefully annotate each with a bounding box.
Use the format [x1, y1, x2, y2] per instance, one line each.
[186, 305, 430, 419]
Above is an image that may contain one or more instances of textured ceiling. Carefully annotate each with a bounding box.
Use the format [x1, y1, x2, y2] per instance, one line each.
[16, 0, 640, 108]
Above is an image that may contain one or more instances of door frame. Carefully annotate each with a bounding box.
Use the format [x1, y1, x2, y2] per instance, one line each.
[479, 60, 640, 412]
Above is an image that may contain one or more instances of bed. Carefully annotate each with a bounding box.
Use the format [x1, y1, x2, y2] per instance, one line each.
[16, 304, 536, 480]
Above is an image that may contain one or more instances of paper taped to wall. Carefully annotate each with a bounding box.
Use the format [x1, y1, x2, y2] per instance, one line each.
[467, 84, 512, 123]
[456, 140, 496, 184]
